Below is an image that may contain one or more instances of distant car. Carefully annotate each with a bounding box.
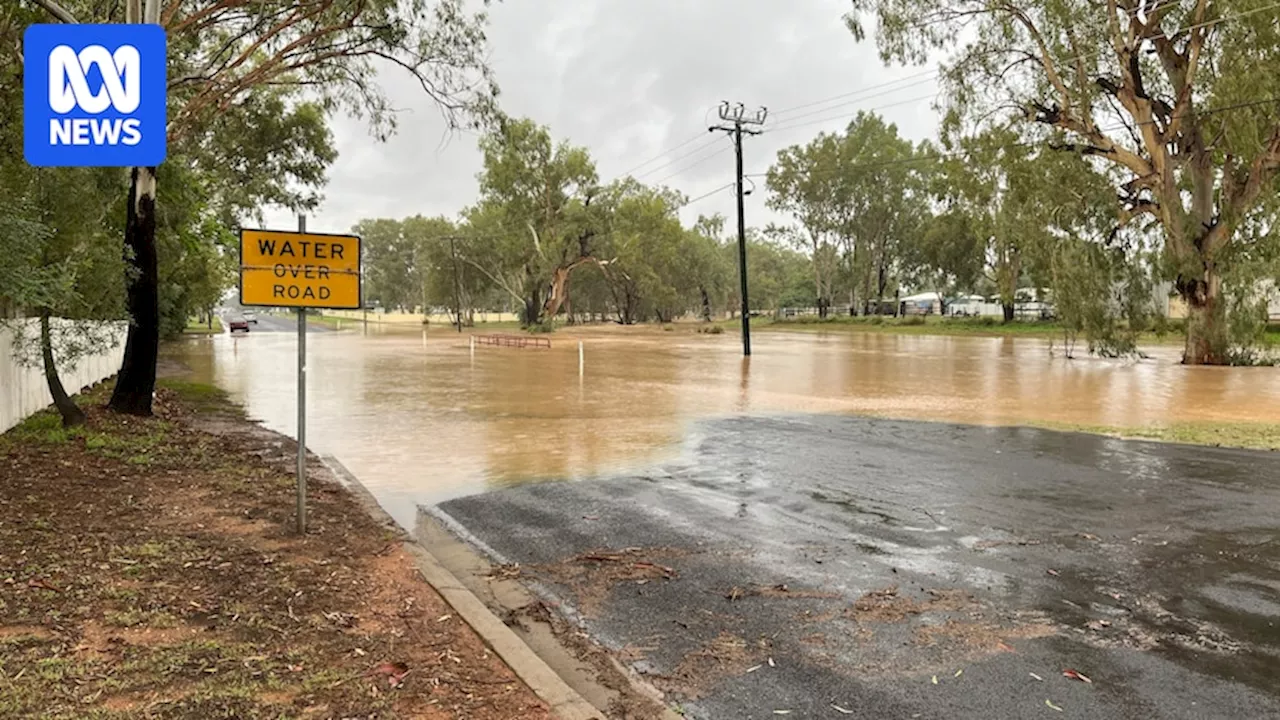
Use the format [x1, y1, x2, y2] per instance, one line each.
[244, 312, 258, 324]
[229, 318, 250, 333]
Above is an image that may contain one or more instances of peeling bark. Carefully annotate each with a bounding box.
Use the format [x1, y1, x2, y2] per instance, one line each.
[1178, 267, 1228, 365]
[108, 167, 159, 417]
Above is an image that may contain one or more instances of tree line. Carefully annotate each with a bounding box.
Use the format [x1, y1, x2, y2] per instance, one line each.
[355, 118, 824, 328]
[359, 0, 1280, 367]
[357, 108, 1268, 362]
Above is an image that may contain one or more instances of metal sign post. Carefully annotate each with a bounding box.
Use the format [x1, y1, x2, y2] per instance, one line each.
[296, 214, 307, 534]
[237, 219, 361, 536]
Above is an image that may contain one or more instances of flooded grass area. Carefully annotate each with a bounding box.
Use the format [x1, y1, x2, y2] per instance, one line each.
[168, 323, 1280, 518]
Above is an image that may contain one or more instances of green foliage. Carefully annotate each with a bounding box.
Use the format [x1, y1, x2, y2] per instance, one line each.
[844, 0, 1280, 362]
[354, 218, 422, 311]
[766, 112, 926, 314]
[1049, 240, 1151, 359]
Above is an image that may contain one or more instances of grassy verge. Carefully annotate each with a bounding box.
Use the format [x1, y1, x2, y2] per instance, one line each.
[0, 381, 550, 720]
[1033, 420, 1280, 452]
[266, 312, 345, 330]
[746, 314, 1079, 338]
[735, 314, 1280, 349]
[183, 317, 222, 334]
[304, 313, 346, 330]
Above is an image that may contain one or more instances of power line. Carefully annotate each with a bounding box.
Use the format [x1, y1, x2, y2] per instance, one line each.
[742, 96, 1280, 181]
[615, 130, 712, 178]
[652, 143, 732, 186]
[634, 135, 726, 182]
[678, 183, 735, 209]
[766, 1, 1185, 123]
[766, 93, 939, 136]
[770, 68, 941, 119]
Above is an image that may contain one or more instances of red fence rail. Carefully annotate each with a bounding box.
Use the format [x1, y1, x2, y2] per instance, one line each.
[472, 334, 551, 349]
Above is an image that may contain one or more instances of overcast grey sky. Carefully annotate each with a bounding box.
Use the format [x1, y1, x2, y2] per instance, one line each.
[262, 0, 942, 236]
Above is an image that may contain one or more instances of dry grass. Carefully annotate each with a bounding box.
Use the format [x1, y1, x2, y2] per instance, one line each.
[0, 381, 550, 720]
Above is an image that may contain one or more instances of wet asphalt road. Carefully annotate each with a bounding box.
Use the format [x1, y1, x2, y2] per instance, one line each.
[223, 312, 330, 333]
[430, 414, 1280, 719]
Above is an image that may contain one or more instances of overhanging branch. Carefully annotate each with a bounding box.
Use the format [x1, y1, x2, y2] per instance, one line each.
[28, 0, 78, 23]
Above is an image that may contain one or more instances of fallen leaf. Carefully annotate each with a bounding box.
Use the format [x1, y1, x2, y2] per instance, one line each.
[768, 657, 776, 668]
[745, 665, 762, 673]
[436, 614, 452, 623]
[1046, 699, 1064, 712]
[1076, 532, 1100, 541]
[773, 711, 790, 715]
[1046, 569, 1060, 577]
[954, 669, 963, 677]
[831, 705, 853, 715]
[931, 675, 938, 685]
[370, 661, 410, 688]
[1063, 669, 1092, 684]
[1030, 672, 1043, 681]
[26, 578, 61, 592]
[996, 641, 1016, 653]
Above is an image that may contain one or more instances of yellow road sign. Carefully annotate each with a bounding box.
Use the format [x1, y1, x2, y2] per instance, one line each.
[239, 229, 361, 309]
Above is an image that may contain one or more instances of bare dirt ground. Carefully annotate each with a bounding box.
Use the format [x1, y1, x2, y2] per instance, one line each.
[0, 380, 550, 719]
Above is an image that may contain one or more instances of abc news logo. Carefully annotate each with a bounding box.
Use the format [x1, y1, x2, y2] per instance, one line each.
[24, 24, 166, 167]
[48, 44, 143, 146]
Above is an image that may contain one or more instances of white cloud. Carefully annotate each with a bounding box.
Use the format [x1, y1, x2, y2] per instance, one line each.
[263, 0, 942, 236]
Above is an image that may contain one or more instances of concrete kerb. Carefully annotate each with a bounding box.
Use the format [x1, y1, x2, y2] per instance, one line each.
[319, 455, 603, 720]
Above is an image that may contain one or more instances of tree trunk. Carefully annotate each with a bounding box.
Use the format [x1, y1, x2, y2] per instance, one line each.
[109, 167, 159, 417]
[1002, 303, 1015, 323]
[621, 287, 637, 325]
[700, 287, 712, 322]
[521, 265, 542, 327]
[1179, 269, 1229, 365]
[40, 313, 86, 427]
[876, 259, 889, 314]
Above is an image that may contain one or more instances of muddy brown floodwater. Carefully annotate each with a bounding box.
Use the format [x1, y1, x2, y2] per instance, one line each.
[170, 324, 1279, 526]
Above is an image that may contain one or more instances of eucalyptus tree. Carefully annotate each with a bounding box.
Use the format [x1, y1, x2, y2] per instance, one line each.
[22, 0, 500, 412]
[845, 0, 1280, 363]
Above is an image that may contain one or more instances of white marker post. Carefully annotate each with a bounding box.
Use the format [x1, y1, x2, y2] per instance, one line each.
[578, 340, 584, 378]
[470, 334, 475, 362]
[295, 214, 307, 535]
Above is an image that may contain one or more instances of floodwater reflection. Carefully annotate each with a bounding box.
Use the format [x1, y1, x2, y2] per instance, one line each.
[169, 326, 1279, 525]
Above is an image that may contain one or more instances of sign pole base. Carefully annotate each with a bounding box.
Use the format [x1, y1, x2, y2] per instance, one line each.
[295, 215, 308, 535]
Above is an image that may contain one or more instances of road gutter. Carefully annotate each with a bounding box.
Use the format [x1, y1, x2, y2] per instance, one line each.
[320, 456, 603, 720]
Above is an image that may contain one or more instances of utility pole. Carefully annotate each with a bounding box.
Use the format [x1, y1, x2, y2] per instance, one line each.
[710, 101, 767, 357]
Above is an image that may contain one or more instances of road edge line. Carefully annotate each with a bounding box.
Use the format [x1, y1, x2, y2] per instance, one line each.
[318, 455, 602, 720]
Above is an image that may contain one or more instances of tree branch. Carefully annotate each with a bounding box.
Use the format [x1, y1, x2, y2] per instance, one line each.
[1002, 3, 1074, 117]
[28, 0, 78, 23]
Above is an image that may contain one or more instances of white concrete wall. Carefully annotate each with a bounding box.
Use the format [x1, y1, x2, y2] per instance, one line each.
[0, 319, 127, 433]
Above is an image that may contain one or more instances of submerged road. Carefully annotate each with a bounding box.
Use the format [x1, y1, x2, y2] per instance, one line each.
[431, 414, 1280, 719]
